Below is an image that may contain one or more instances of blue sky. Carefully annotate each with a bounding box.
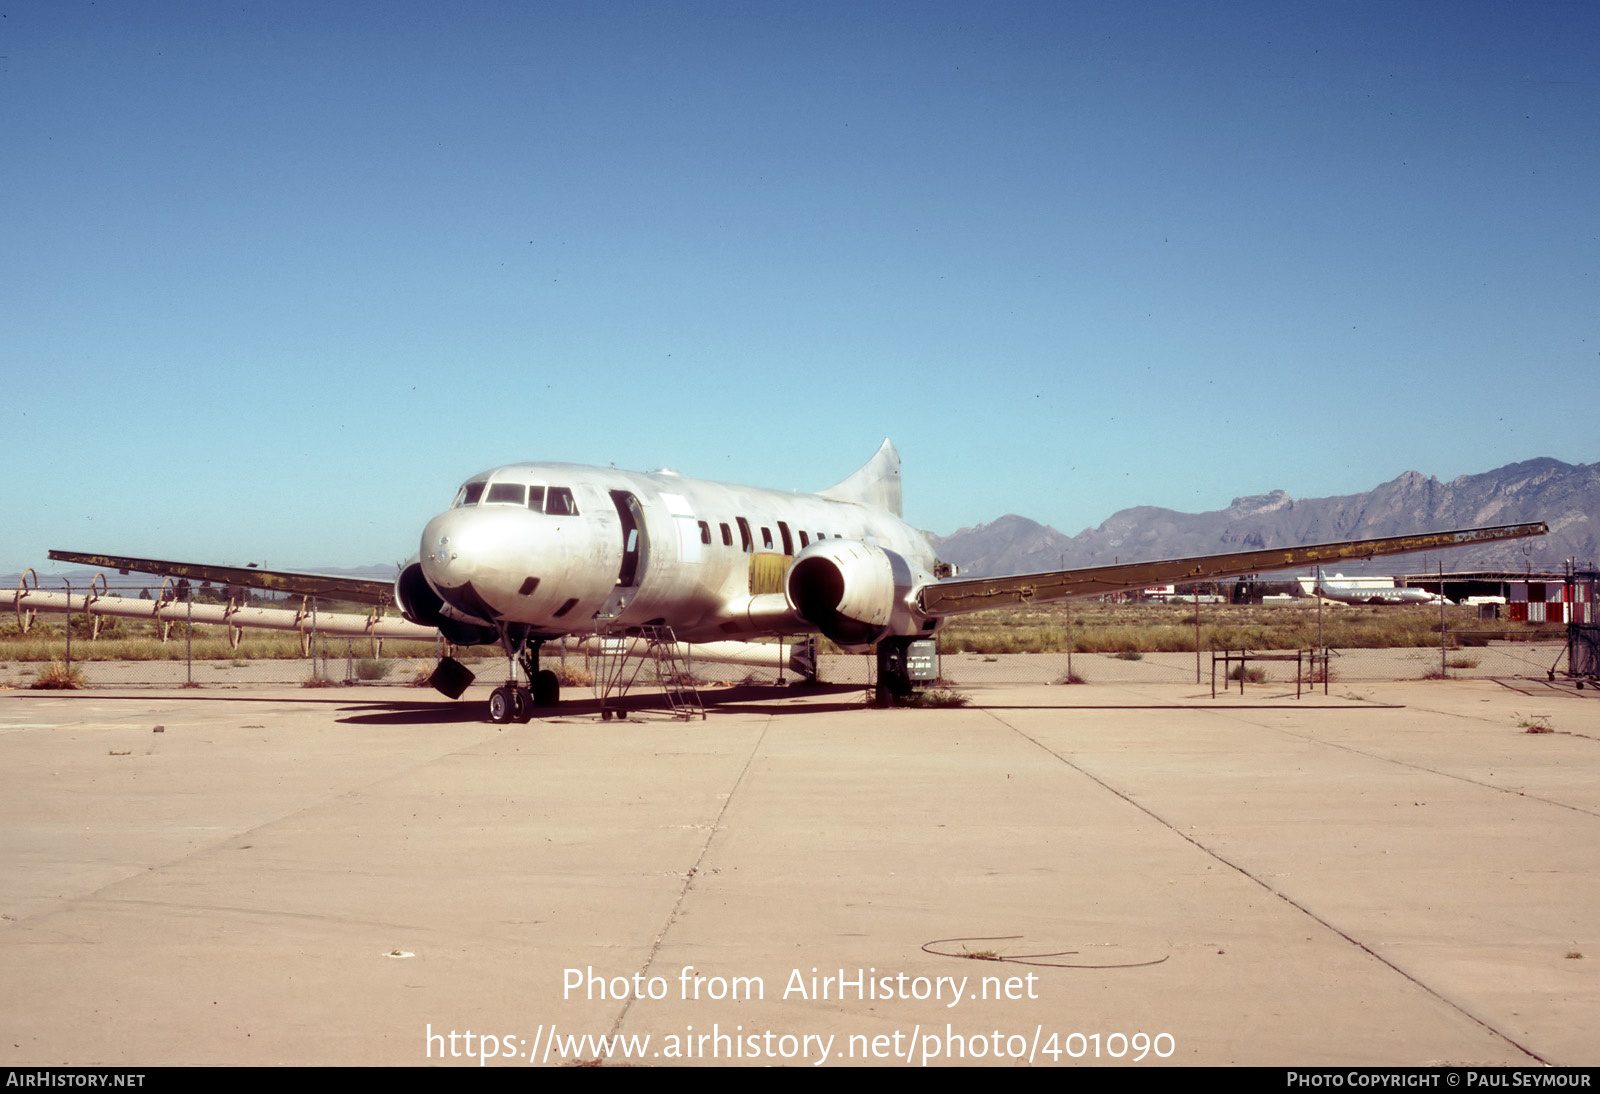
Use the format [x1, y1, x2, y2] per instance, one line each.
[5, 1, 1596, 572]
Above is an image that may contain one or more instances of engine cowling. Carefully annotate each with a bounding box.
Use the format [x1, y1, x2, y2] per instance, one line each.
[785, 539, 900, 649]
[395, 561, 498, 646]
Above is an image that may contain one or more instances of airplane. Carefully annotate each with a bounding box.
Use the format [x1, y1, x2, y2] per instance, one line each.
[43, 440, 1546, 721]
[1309, 567, 1448, 606]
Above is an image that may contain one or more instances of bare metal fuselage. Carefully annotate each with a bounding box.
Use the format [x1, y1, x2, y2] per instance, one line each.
[408, 459, 941, 649]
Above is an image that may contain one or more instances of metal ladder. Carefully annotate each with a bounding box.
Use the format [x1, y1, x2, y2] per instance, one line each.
[590, 623, 706, 720]
[640, 624, 705, 720]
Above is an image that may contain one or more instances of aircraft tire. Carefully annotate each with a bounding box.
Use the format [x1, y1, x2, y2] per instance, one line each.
[511, 687, 533, 723]
[488, 686, 514, 725]
[533, 670, 560, 706]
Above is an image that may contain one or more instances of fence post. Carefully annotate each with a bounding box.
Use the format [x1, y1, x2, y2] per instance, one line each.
[64, 579, 71, 673]
[185, 585, 193, 686]
[1194, 587, 1201, 683]
[1440, 561, 1447, 678]
[1065, 600, 1073, 683]
[1316, 569, 1323, 650]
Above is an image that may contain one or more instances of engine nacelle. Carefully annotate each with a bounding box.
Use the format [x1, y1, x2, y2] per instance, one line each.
[785, 539, 901, 649]
[395, 561, 498, 647]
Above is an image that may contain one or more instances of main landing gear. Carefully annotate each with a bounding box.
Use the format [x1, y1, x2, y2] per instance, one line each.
[874, 636, 916, 705]
[487, 635, 562, 725]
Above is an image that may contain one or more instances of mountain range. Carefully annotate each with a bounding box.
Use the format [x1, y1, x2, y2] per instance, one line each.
[929, 458, 1599, 578]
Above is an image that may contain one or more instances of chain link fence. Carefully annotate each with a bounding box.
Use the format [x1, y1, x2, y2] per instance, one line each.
[0, 583, 1584, 692]
[920, 640, 1569, 687]
[0, 582, 794, 690]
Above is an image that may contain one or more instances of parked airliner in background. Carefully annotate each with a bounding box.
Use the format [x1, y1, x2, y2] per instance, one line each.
[1310, 568, 1448, 606]
[44, 441, 1544, 720]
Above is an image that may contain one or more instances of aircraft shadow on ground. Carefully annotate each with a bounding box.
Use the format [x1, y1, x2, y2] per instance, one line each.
[334, 701, 501, 726]
[20, 686, 1344, 725]
[331, 681, 1217, 723]
[334, 681, 872, 725]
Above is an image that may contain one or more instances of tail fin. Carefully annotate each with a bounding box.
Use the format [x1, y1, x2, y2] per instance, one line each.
[817, 439, 902, 517]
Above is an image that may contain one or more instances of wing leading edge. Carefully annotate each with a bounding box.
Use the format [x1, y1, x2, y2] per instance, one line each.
[917, 522, 1549, 616]
[46, 550, 393, 607]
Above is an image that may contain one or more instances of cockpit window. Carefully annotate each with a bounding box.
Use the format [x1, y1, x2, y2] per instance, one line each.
[457, 481, 487, 507]
[527, 485, 546, 513]
[547, 487, 578, 516]
[485, 482, 527, 505]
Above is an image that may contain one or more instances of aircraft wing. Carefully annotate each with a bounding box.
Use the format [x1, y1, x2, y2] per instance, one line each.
[46, 550, 394, 607]
[916, 522, 1548, 615]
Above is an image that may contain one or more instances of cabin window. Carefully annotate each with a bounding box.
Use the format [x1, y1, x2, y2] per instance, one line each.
[698, 520, 711, 545]
[736, 517, 752, 553]
[547, 487, 578, 515]
[761, 526, 773, 550]
[527, 485, 546, 512]
[720, 522, 733, 547]
[458, 481, 487, 507]
[485, 483, 527, 505]
[553, 597, 579, 618]
[777, 521, 793, 555]
[798, 531, 810, 548]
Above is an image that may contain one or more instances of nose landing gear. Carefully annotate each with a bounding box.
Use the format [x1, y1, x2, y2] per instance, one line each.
[488, 684, 528, 725]
[486, 634, 562, 725]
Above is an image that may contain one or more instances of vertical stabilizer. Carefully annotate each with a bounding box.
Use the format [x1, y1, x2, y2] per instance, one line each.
[817, 439, 902, 517]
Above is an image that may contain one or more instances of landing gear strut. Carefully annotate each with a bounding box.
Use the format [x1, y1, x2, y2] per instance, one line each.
[486, 633, 562, 725]
[875, 636, 916, 705]
[873, 636, 938, 705]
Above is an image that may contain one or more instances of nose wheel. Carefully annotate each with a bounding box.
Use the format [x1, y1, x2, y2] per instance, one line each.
[486, 634, 563, 724]
[488, 684, 535, 725]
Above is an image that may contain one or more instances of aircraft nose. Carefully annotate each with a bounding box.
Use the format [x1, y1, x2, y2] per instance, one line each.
[419, 506, 526, 621]
[421, 508, 468, 576]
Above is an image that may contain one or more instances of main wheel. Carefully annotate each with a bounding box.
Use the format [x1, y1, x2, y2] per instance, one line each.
[511, 687, 533, 723]
[488, 686, 514, 725]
